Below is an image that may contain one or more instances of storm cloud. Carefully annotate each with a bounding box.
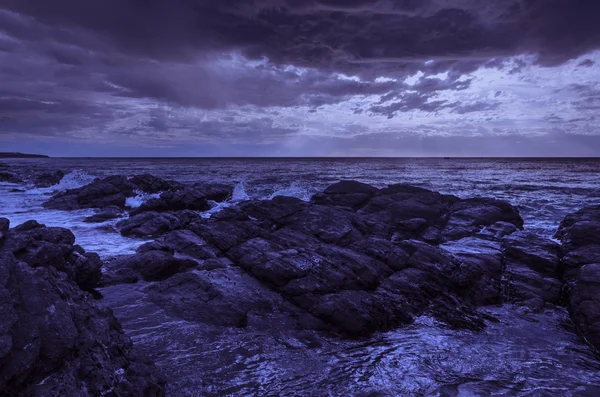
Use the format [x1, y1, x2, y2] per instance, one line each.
[1, 0, 600, 155]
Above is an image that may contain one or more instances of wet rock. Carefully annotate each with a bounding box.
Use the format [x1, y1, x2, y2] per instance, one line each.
[190, 182, 233, 202]
[83, 205, 123, 223]
[502, 231, 561, 277]
[555, 205, 600, 351]
[0, 246, 164, 396]
[42, 174, 185, 211]
[0, 171, 22, 183]
[311, 180, 378, 209]
[129, 173, 182, 193]
[2, 220, 101, 291]
[441, 237, 504, 305]
[43, 175, 136, 210]
[34, 170, 65, 188]
[116, 251, 198, 282]
[137, 229, 220, 261]
[0, 218, 8, 240]
[476, 221, 520, 241]
[143, 267, 316, 329]
[442, 198, 523, 242]
[131, 186, 211, 214]
[117, 210, 201, 238]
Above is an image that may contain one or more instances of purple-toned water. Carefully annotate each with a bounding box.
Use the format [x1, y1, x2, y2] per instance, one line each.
[1, 158, 600, 396]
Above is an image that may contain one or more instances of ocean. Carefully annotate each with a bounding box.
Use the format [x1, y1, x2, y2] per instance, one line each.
[1, 157, 600, 396]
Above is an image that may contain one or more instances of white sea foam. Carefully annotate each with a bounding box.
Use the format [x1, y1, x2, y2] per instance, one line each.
[232, 182, 250, 201]
[29, 170, 96, 194]
[268, 182, 312, 201]
[125, 191, 161, 208]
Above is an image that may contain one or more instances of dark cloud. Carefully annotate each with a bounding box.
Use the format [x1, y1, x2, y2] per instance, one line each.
[0, 1, 599, 155]
[2, 0, 600, 74]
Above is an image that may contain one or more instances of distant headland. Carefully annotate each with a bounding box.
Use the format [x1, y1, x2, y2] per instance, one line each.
[0, 152, 49, 158]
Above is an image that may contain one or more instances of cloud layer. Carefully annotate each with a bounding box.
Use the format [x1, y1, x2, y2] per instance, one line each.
[1, 1, 600, 156]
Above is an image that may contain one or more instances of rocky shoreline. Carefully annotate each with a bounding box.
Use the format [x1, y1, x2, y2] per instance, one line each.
[1, 170, 599, 395]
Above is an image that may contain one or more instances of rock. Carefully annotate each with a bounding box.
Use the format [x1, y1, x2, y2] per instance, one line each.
[0, 218, 8, 241]
[311, 180, 378, 209]
[130, 186, 211, 214]
[116, 251, 198, 282]
[502, 231, 561, 277]
[34, 170, 65, 188]
[476, 221, 520, 241]
[2, 220, 101, 291]
[191, 182, 233, 202]
[0, 171, 22, 183]
[129, 174, 182, 193]
[143, 267, 315, 329]
[83, 205, 123, 223]
[42, 174, 189, 211]
[43, 175, 136, 210]
[441, 237, 504, 305]
[137, 229, 220, 261]
[555, 206, 600, 351]
[117, 210, 201, 238]
[0, 247, 164, 396]
[442, 198, 523, 242]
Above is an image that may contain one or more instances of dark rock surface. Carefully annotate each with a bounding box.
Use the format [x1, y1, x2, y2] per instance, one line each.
[0, 171, 22, 184]
[34, 170, 65, 188]
[43, 175, 137, 210]
[0, 218, 165, 396]
[130, 185, 232, 215]
[83, 205, 123, 223]
[555, 205, 600, 351]
[43, 174, 232, 213]
[117, 210, 202, 238]
[2, 219, 101, 291]
[104, 181, 537, 337]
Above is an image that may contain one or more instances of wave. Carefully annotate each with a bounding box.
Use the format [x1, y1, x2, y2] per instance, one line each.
[231, 182, 250, 201]
[29, 170, 96, 194]
[267, 182, 313, 201]
[125, 191, 161, 208]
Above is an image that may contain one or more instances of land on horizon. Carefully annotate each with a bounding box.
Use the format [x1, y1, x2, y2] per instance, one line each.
[0, 152, 49, 158]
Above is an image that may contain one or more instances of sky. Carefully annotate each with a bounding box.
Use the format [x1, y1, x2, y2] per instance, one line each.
[1, 0, 600, 157]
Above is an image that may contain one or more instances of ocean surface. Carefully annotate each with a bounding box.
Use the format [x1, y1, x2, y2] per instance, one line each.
[1, 157, 600, 396]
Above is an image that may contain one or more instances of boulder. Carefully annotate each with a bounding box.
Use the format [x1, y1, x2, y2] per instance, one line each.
[555, 205, 600, 351]
[0, 246, 164, 396]
[83, 206, 123, 223]
[311, 180, 379, 209]
[2, 220, 101, 291]
[43, 175, 136, 210]
[143, 267, 317, 329]
[442, 198, 523, 242]
[0, 218, 8, 241]
[130, 186, 211, 214]
[0, 171, 22, 184]
[117, 210, 201, 238]
[137, 229, 220, 261]
[34, 170, 65, 188]
[129, 174, 182, 193]
[115, 251, 198, 282]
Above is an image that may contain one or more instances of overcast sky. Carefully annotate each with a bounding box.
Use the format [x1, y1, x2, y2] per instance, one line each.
[1, 0, 600, 156]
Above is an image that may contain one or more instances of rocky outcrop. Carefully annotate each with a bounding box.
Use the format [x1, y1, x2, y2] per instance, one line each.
[116, 210, 202, 238]
[0, 171, 22, 184]
[34, 170, 65, 188]
[130, 184, 232, 215]
[2, 220, 102, 291]
[0, 218, 165, 396]
[43, 174, 232, 213]
[102, 181, 537, 337]
[43, 175, 137, 210]
[555, 205, 600, 351]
